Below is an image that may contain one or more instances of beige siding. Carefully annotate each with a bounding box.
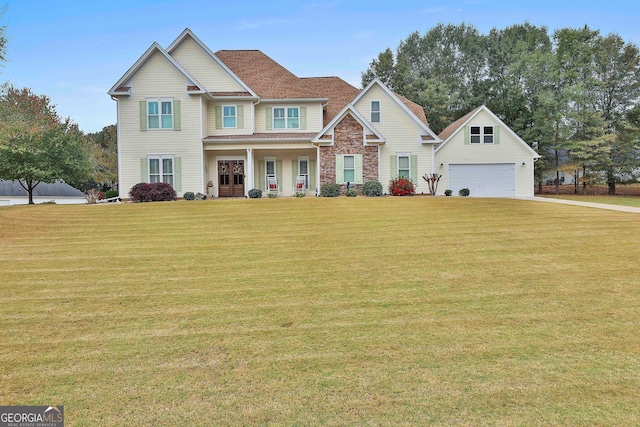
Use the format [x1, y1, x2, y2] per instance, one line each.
[118, 52, 203, 197]
[354, 85, 434, 192]
[206, 101, 253, 136]
[435, 109, 536, 197]
[255, 103, 323, 133]
[170, 37, 246, 93]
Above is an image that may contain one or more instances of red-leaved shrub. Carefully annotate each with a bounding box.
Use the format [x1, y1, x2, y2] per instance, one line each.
[129, 182, 177, 202]
[388, 177, 415, 196]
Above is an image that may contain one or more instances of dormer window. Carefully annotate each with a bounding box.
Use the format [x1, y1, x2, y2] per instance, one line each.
[470, 126, 494, 144]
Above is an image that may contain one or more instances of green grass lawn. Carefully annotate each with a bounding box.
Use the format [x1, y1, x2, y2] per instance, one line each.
[541, 194, 640, 208]
[1, 197, 639, 426]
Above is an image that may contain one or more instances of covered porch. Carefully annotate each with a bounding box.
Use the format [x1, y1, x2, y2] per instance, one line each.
[203, 142, 318, 198]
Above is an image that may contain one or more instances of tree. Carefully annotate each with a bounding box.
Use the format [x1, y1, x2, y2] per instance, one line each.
[0, 4, 6, 66]
[0, 85, 92, 204]
[84, 124, 118, 188]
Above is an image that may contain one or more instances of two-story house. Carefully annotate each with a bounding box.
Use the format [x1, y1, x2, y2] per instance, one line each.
[109, 29, 539, 199]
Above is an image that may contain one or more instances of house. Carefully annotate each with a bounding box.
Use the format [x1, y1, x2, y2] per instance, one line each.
[0, 180, 87, 206]
[109, 28, 539, 199]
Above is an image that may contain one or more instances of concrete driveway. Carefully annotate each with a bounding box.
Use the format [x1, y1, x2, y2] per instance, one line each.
[528, 197, 640, 213]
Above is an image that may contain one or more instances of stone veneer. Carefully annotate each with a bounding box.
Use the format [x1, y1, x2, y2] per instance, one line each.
[319, 114, 378, 193]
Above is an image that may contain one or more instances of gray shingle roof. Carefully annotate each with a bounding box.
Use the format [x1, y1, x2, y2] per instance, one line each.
[0, 180, 86, 197]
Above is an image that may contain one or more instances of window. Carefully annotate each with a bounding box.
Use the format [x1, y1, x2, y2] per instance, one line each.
[371, 101, 380, 123]
[398, 155, 410, 179]
[470, 126, 494, 144]
[265, 157, 277, 189]
[148, 156, 174, 187]
[223, 106, 236, 128]
[343, 155, 355, 183]
[273, 107, 300, 129]
[298, 157, 309, 189]
[147, 98, 173, 129]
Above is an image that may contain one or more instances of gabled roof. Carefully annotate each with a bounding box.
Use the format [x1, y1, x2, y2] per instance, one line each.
[435, 105, 541, 157]
[312, 103, 385, 145]
[166, 29, 257, 98]
[352, 79, 441, 143]
[108, 42, 206, 96]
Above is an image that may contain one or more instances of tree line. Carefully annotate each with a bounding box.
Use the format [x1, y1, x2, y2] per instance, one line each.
[0, 11, 117, 204]
[362, 23, 640, 194]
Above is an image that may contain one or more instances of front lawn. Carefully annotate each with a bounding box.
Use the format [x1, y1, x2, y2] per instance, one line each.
[541, 194, 640, 208]
[1, 198, 639, 425]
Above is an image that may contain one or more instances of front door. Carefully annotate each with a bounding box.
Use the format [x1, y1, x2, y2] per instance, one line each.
[218, 160, 245, 197]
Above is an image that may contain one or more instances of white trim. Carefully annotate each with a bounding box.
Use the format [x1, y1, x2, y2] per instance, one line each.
[470, 125, 494, 144]
[312, 104, 385, 145]
[115, 97, 122, 198]
[298, 156, 310, 189]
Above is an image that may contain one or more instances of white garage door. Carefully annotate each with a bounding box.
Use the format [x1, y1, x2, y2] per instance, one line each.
[449, 163, 516, 197]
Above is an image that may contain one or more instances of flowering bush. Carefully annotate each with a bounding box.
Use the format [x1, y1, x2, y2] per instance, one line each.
[129, 182, 177, 202]
[388, 177, 415, 196]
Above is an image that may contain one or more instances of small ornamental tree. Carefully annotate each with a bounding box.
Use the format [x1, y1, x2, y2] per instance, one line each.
[388, 177, 415, 196]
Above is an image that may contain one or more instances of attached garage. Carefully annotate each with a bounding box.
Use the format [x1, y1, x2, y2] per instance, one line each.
[449, 163, 516, 197]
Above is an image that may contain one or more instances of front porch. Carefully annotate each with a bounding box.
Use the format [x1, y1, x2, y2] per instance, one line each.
[204, 146, 318, 198]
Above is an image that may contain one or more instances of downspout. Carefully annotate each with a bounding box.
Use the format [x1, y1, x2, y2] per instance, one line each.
[111, 95, 123, 198]
[200, 96, 205, 194]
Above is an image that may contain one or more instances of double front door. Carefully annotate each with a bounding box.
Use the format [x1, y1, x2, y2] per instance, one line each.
[218, 160, 245, 197]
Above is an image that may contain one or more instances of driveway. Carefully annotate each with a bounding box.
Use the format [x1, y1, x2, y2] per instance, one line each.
[528, 196, 640, 213]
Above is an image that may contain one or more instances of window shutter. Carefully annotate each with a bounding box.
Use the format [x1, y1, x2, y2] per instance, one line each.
[494, 126, 500, 144]
[355, 154, 363, 184]
[215, 106, 222, 129]
[258, 161, 265, 191]
[464, 126, 470, 145]
[300, 107, 307, 130]
[410, 155, 418, 182]
[276, 160, 282, 192]
[336, 155, 344, 183]
[266, 108, 272, 130]
[141, 158, 148, 181]
[140, 101, 147, 131]
[173, 100, 181, 131]
[390, 155, 397, 178]
[237, 105, 244, 129]
[174, 157, 182, 191]
[309, 158, 316, 191]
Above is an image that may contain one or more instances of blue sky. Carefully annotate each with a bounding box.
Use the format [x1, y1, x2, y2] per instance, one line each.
[1, 0, 639, 133]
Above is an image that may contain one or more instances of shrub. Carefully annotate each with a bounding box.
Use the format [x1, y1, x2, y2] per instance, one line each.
[294, 192, 305, 198]
[86, 189, 101, 204]
[105, 189, 119, 199]
[129, 182, 177, 202]
[248, 188, 262, 199]
[267, 193, 278, 199]
[388, 177, 415, 196]
[444, 189, 452, 196]
[362, 180, 383, 197]
[345, 188, 358, 197]
[459, 188, 470, 197]
[320, 183, 341, 197]
[195, 192, 206, 200]
[183, 191, 195, 201]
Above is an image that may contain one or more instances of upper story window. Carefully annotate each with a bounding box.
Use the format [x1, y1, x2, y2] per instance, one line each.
[470, 126, 494, 144]
[223, 106, 237, 128]
[273, 107, 300, 129]
[147, 98, 173, 129]
[371, 101, 380, 123]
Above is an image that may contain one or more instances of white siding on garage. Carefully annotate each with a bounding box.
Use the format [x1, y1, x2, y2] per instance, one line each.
[449, 163, 516, 197]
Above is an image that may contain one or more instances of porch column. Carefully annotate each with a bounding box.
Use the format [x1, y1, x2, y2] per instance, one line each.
[246, 148, 253, 197]
[316, 144, 321, 196]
